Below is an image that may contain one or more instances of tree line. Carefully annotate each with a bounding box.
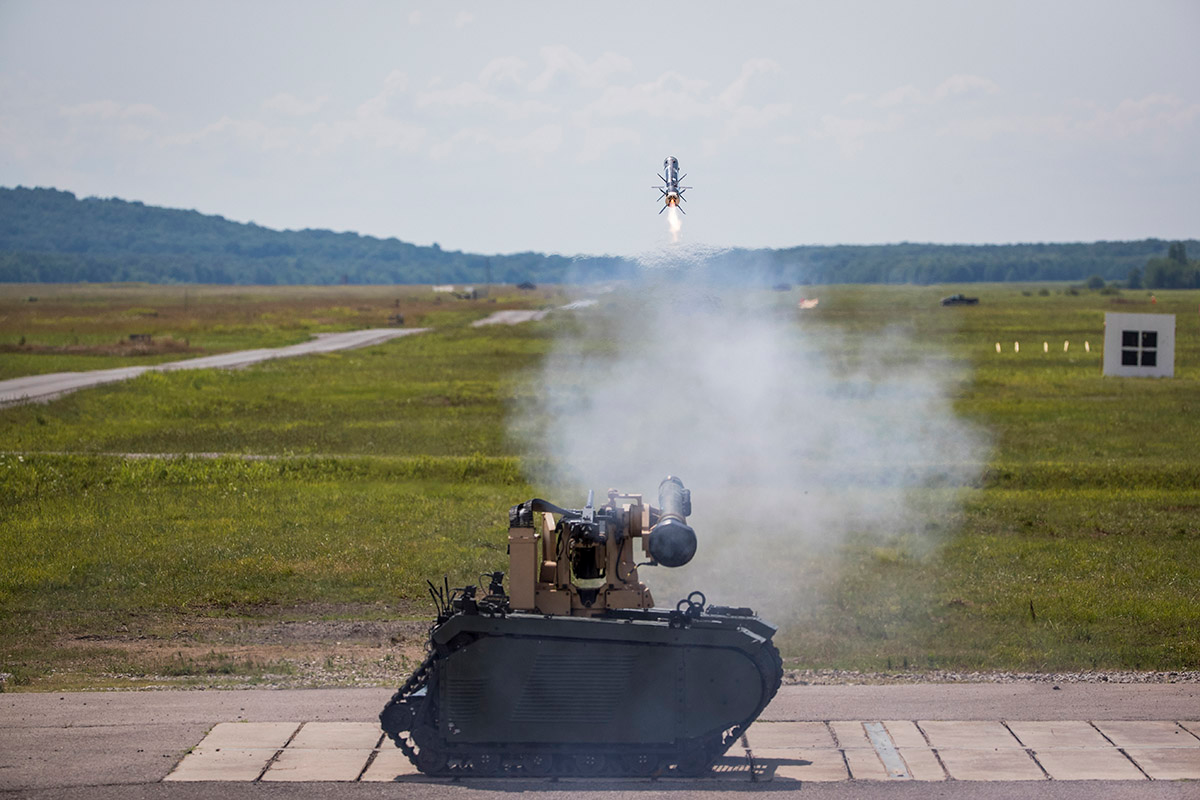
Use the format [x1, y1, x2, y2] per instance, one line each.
[1, 187, 1195, 287]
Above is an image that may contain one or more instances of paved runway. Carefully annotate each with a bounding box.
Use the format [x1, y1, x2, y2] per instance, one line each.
[0, 328, 428, 407]
[3, 685, 1197, 798]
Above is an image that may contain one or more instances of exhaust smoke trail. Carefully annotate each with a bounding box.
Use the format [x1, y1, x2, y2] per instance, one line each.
[667, 206, 682, 243]
[512, 246, 988, 622]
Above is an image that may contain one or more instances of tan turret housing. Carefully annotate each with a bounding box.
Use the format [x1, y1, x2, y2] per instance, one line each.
[506, 477, 696, 617]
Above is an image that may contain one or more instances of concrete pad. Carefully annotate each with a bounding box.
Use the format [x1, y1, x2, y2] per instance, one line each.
[843, 747, 890, 780]
[935, 748, 1045, 781]
[1124, 748, 1200, 780]
[919, 720, 1023, 749]
[261, 747, 374, 782]
[200, 721, 299, 750]
[753, 748, 847, 782]
[1094, 721, 1199, 748]
[1007, 720, 1113, 749]
[1032, 747, 1146, 781]
[360, 748, 422, 781]
[897, 747, 946, 781]
[882, 720, 929, 749]
[829, 721, 872, 748]
[745, 721, 833, 749]
[164, 748, 276, 782]
[288, 722, 382, 750]
[0, 723, 207, 790]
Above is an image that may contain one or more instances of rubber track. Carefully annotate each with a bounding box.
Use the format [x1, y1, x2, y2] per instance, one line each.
[380, 634, 784, 777]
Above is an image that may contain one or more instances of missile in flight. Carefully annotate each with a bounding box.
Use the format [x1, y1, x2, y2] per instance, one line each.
[653, 155, 691, 214]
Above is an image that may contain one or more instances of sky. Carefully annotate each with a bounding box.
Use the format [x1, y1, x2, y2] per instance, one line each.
[1, 0, 1197, 257]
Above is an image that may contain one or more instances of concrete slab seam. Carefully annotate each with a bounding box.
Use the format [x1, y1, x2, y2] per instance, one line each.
[911, 719, 952, 780]
[863, 722, 911, 779]
[1088, 720, 1153, 780]
[1001, 721, 1051, 780]
[1118, 748, 1154, 781]
[355, 749, 379, 782]
[254, 722, 301, 780]
[1175, 721, 1200, 744]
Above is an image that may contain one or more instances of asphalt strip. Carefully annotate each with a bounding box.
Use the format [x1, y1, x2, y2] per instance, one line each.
[0, 327, 428, 408]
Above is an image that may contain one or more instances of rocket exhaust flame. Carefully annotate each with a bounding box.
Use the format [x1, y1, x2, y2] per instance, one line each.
[667, 206, 682, 243]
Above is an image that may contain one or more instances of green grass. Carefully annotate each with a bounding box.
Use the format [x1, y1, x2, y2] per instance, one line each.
[0, 454, 524, 612]
[0, 282, 566, 380]
[1, 282, 1198, 688]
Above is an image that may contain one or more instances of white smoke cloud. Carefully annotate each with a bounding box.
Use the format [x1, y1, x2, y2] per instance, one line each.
[512, 247, 989, 621]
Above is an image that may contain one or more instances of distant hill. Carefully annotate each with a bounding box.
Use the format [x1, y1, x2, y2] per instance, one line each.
[0, 187, 629, 285]
[0, 186, 1192, 286]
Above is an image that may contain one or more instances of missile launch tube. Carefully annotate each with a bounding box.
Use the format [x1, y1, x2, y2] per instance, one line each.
[647, 475, 697, 568]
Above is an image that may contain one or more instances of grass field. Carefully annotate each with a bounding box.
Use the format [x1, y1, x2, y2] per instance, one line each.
[0, 282, 566, 380]
[1, 281, 1197, 689]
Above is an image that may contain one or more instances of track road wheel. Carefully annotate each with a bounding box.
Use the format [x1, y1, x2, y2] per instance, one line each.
[574, 753, 606, 775]
[675, 750, 712, 777]
[520, 752, 554, 776]
[471, 752, 501, 775]
[620, 752, 658, 776]
[415, 747, 448, 775]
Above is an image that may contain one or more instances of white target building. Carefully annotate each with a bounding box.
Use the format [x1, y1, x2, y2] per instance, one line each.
[1103, 312, 1176, 378]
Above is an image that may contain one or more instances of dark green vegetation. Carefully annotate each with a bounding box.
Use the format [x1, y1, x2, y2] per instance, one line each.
[3, 187, 1196, 286]
[0, 187, 630, 285]
[1, 283, 1198, 689]
[1139, 241, 1200, 289]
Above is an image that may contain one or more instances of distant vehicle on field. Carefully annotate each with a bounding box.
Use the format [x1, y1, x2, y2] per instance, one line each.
[940, 293, 979, 306]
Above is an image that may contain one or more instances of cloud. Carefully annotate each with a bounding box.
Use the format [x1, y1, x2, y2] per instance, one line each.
[262, 92, 328, 116]
[166, 116, 301, 151]
[479, 56, 526, 87]
[495, 123, 562, 159]
[415, 81, 554, 120]
[309, 109, 424, 154]
[809, 113, 904, 156]
[579, 125, 641, 161]
[527, 45, 632, 92]
[798, 74, 1003, 155]
[429, 127, 486, 160]
[873, 75, 1000, 108]
[349, 70, 408, 121]
[59, 100, 164, 120]
[454, 11, 474, 28]
[934, 74, 1000, 100]
[716, 58, 780, 106]
[574, 58, 791, 156]
[937, 93, 1200, 145]
[573, 71, 712, 125]
[1082, 93, 1200, 139]
[875, 84, 922, 108]
[430, 124, 562, 162]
